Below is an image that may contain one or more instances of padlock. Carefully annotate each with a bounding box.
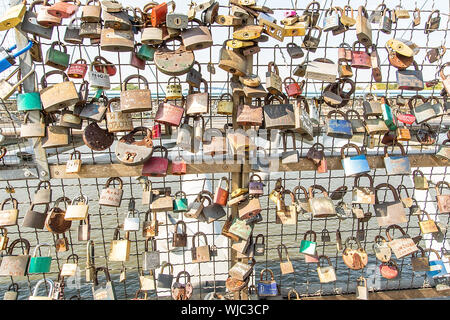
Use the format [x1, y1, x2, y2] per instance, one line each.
[142, 146, 169, 177]
[123, 208, 140, 232]
[141, 23, 163, 45]
[351, 41, 372, 69]
[37, 1, 62, 27]
[181, 19, 213, 51]
[68, 58, 88, 79]
[4, 283, 19, 300]
[99, 177, 123, 207]
[166, 4, 188, 29]
[259, 13, 285, 42]
[172, 156, 187, 175]
[22, 1, 54, 39]
[396, 61, 424, 91]
[47, 0, 80, 18]
[284, 77, 304, 98]
[115, 127, 153, 165]
[184, 192, 211, 219]
[286, 42, 303, 59]
[0, 2, 26, 31]
[142, 238, 160, 270]
[379, 9, 392, 34]
[356, 6, 372, 48]
[323, 7, 340, 32]
[427, 46, 446, 63]
[100, 28, 134, 52]
[213, 177, 229, 206]
[136, 43, 155, 61]
[340, 5, 356, 26]
[301, 25, 321, 53]
[106, 97, 133, 133]
[165, 76, 182, 100]
[425, 10, 440, 34]
[64, 18, 82, 44]
[301, 1, 320, 27]
[120, 74, 153, 112]
[191, 232, 211, 263]
[88, 62, 110, 90]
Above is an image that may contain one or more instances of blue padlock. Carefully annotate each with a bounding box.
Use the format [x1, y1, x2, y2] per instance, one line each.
[0, 40, 33, 74]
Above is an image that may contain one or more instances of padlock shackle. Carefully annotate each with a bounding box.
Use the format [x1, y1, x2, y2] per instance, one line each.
[340, 143, 362, 159]
[354, 173, 374, 188]
[303, 230, 317, 242]
[7, 238, 31, 255]
[374, 183, 400, 203]
[32, 279, 54, 298]
[0, 197, 18, 210]
[32, 243, 51, 258]
[104, 176, 124, 190]
[385, 224, 407, 241]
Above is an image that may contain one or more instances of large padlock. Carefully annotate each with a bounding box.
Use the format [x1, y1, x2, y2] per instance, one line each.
[301, 1, 320, 27]
[157, 263, 174, 289]
[141, 23, 163, 45]
[120, 74, 152, 112]
[355, 6, 372, 48]
[80, 21, 102, 39]
[33, 181, 52, 205]
[213, 177, 230, 206]
[340, 143, 370, 177]
[326, 110, 353, 139]
[47, 0, 80, 18]
[40, 70, 79, 112]
[115, 127, 154, 165]
[305, 58, 338, 82]
[217, 93, 233, 115]
[99, 177, 124, 207]
[186, 79, 209, 115]
[181, 19, 213, 51]
[191, 232, 211, 263]
[323, 7, 340, 32]
[184, 192, 211, 219]
[396, 61, 424, 91]
[64, 18, 82, 44]
[143, 238, 160, 270]
[218, 40, 247, 76]
[108, 228, 130, 262]
[21, 1, 54, 39]
[100, 28, 134, 52]
[166, 3, 188, 29]
[28, 243, 52, 273]
[82, 0, 101, 22]
[155, 97, 185, 127]
[88, 62, 110, 90]
[68, 58, 88, 79]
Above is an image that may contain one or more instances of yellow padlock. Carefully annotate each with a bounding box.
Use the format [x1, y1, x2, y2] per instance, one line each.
[0, 3, 26, 31]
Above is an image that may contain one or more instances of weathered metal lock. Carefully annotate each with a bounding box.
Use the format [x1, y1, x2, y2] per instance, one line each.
[308, 185, 336, 218]
[201, 1, 219, 25]
[40, 70, 79, 112]
[203, 201, 226, 223]
[172, 156, 187, 175]
[305, 58, 338, 82]
[143, 238, 160, 270]
[0, 197, 19, 227]
[106, 97, 133, 133]
[140, 21, 163, 44]
[157, 262, 174, 289]
[78, 215, 90, 241]
[191, 232, 211, 263]
[248, 174, 264, 196]
[426, 46, 446, 63]
[284, 21, 307, 37]
[108, 228, 130, 262]
[100, 28, 134, 52]
[0, 227, 9, 251]
[37, 0, 62, 27]
[213, 177, 229, 206]
[338, 42, 352, 61]
[64, 18, 82, 44]
[218, 40, 247, 76]
[436, 139, 450, 162]
[379, 9, 392, 34]
[281, 131, 299, 164]
[216, 14, 242, 26]
[92, 267, 116, 300]
[338, 59, 353, 78]
[396, 61, 424, 91]
[436, 181, 450, 214]
[102, 8, 131, 30]
[115, 127, 153, 165]
[166, 3, 188, 29]
[284, 77, 304, 98]
[120, 74, 152, 112]
[341, 143, 370, 177]
[217, 93, 233, 115]
[381, 98, 396, 131]
[439, 62, 450, 95]
[172, 191, 188, 213]
[142, 146, 170, 177]
[154, 38, 194, 76]
[233, 25, 263, 40]
[186, 79, 209, 115]
[300, 230, 317, 256]
[383, 143, 411, 176]
[68, 58, 88, 79]
[263, 93, 295, 130]
[124, 206, 140, 233]
[316, 255, 337, 283]
[4, 283, 19, 300]
[326, 110, 353, 139]
[47, 0, 80, 18]
[301, 1, 320, 27]
[323, 7, 340, 32]
[99, 177, 124, 207]
[21, 1, 54, 39]
[155, 97, 185, 127]
[286, 42, 303, 59]
[0, 2, 25, 31]
[351, 41, 371, 69]
[409, 95, 442, 123]
[186, 61, 202, 88]
[259, 13, 285, 42]
[165, 76, 182, 100]
[275, 191, 297, 225]
[340, 5, 356, 26]
[0, 41, 33, 74]
[181, 19, 213, 51]
[356, 6, 372, 48]
[136, 44, 155, 61]
[172, 220, 188, 247]
[20, 112, 45, 139]
[88, 62, 110, 90]
[416, 123, 437, 146]
[185, 192, 211, 219]
[41, 124, 69, 149]
[176, 115, 202, 153]
[425, 10, 440, 34]
[293, 96, 313, 141]
[301, 25, 322, 53]
[80, 21, 102, 39]
[81, 0, 101, 22]
[148, 1, 170, 27]
[33, 181, 52, 205]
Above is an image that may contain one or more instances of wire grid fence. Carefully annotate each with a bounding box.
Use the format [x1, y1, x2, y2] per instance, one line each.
[0, 0, 449, 300]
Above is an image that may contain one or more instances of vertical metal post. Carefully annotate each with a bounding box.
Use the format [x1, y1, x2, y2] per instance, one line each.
[11, 0, 50, 180]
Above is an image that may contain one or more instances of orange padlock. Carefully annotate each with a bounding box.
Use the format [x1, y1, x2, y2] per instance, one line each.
[213, 177, 229, 206]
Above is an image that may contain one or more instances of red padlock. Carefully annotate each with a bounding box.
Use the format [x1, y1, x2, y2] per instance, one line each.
[150, 2, 169, 27]
[67, 58, 88, 79]
[152, 124, 161, 139]
[47, 0, 80, 19]
[213, 177, 229, 206]
[317, 157, 328, 173]
[171, 156, 187, 175]
[397, 113, 416, 125]
[379, 260, 399, 279]
[130, 47, 146, 70]
[351, 41, 372, 69]
[284, 77, 305, 98]
[142, 146, 169, 177]
[94, 56, 116, 77]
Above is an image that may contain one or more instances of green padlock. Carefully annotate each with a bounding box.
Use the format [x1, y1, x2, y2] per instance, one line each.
[28, 243, 52, 274]
[173, 191, 188, 213]
[45, 41, 70, 71]
[381, 99, 397, 131]
[17, 92, 41, 111]
[136, 44, 155, 62]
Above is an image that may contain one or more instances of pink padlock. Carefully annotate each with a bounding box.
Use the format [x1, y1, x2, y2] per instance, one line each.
[284, 10, 297, 18]
[152, 124, 161, 139]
